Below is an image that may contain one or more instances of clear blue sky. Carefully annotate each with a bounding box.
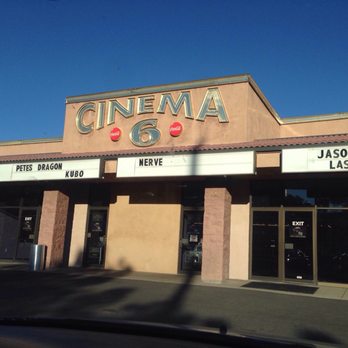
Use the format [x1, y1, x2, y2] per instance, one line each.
[1, 0, 347, 141]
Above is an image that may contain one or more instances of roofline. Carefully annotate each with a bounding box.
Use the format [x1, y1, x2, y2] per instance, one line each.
[0, 137, 63, 146]
[65, 74, 251, 103]
[281, 112, 348, 124]
[247, 76, 282, 124]
[65, 73, 283, 125]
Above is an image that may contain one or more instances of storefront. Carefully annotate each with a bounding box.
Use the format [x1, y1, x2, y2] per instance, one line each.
[252, 177, 348, 284]
[0, 74, 348, 285]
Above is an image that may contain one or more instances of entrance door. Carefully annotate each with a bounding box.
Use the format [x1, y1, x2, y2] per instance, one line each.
[252, 209, 314, 282]
[16, 209, 40, 259]
[284, 210, 313, 281]
[180, 210, 203, 272]
[85, 209, 108, 266]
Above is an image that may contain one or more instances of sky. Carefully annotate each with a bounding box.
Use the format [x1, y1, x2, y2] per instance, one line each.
[0, 0, 347, 141]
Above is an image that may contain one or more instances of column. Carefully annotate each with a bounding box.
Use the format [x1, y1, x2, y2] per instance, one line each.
[68, 202, 88, 267]
[229, 181, 250, 280]
[38, 190, 69, 268]
[202, 187, 231, 282]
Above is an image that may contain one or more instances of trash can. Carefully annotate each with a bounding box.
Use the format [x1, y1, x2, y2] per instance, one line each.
[29, 244, 47, 271]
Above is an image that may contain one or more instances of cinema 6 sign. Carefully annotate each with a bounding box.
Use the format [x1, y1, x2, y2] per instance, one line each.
[75, 88, 228, 147]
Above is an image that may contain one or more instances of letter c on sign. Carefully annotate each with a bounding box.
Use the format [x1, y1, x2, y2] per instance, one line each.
[76, 103, 95, 134]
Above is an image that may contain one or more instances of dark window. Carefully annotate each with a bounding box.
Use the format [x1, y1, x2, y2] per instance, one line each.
[318, 210, 348, 283]
[284, 189, 314, 207]
[181, 183, 204, 207]
[89, 185, 110, 207]
[252, 211, 279, 277]
[0, 208, 20, 259]
[252, 179, 348, 208]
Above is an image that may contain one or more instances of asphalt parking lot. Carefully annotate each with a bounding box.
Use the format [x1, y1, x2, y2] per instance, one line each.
[0, 262, 348, 346]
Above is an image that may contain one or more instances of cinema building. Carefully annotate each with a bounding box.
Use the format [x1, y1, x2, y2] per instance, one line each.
[1, 74, 348, 285]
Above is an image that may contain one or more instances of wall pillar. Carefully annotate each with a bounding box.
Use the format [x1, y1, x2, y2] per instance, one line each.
[229, 181, 250, 280]
[68, 202, 88, 267]
[38, 190, 69, 268]
[202, 187, 231, 282]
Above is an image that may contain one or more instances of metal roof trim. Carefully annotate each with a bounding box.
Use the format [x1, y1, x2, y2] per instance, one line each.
[65, 74, 251, 104]
[281, 112, 348, 124]
[0, 137, 63, 146]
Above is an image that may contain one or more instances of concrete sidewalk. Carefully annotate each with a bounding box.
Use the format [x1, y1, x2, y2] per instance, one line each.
[110, 270, 348, 301]
[1, 260, 348, 301]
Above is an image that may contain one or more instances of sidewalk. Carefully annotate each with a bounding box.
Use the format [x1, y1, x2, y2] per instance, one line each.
[115, 270, 348, 301]
[1, 260, 347, 301]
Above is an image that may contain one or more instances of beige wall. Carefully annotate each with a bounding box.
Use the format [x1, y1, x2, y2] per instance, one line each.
[229, 181, 250, 280]
[105, 184, 181, 273]
[280, 118, 348, 137]
[256, 151, 280, 168]
[246, 84, 280, 140]
[0, 140, 62, 156]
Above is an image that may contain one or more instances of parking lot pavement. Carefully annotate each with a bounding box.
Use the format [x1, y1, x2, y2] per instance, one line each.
[0, 265, 348, 346]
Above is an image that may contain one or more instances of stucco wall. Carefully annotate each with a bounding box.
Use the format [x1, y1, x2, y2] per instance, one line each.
[105, 184, 181, 273]
[246, 84, 280, 141]
[280, 118, 348, 137]
[229, 181, 250, 280]
[0, 140, 63, 156]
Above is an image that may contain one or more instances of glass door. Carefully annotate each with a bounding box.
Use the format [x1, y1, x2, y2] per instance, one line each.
[85, 209, 108, 266]
[16, 209, 39, 259]
[284, 210, 313, 281]
[252, 210, 279, 278]
[180, 210, 203, 272]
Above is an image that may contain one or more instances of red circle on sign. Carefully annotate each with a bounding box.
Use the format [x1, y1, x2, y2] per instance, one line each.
[110, 127, 122, 141]
[169, 122, 183, 137]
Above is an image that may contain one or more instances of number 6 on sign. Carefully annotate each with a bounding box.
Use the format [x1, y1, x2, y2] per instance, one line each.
[130, 119, 161, 147]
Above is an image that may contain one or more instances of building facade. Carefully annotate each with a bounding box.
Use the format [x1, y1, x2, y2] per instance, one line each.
[1, 74, 348, 285]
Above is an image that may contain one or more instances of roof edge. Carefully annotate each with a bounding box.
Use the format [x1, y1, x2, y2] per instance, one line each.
[247, 76, 282, 124]
[281, 112, 348, 124]
[0, 137, 63, 146]
[65, 74, 251, 104]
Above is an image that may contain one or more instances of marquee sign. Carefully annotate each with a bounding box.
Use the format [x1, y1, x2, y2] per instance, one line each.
[117, 151, 254, 178]
[282, 146, 348, 173]
[0, 159, 101, 182]
[75, 88, 229, 147]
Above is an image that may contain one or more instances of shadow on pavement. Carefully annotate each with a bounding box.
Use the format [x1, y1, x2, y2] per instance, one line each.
[296, 328, 343, 346]
[119, 268, 229, 333]
[0, 266, 229, 334]
[0, 267, 133, 318]
[0, 266, 345, 346]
